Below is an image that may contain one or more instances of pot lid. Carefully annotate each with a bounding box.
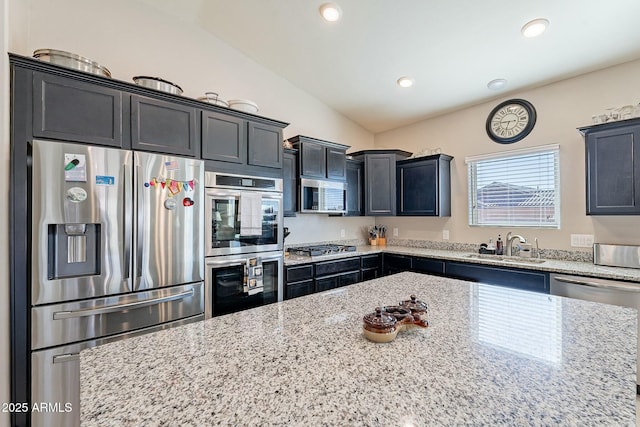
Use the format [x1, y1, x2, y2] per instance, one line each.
[363, 307, 397, 330]
[399, 295, 428, 313]
[132, 76, 183, 92]
[382, 305, 413, 321]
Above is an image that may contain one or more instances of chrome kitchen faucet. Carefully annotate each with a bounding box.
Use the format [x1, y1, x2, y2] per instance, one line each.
[505, 232, 527, 257]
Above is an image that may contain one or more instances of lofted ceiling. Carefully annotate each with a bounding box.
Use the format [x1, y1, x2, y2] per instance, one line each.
[136, 0, 640, 133]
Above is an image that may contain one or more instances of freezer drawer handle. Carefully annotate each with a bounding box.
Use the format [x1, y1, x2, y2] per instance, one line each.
[53, 353, 80, 364]
[553, 276, 640, 292]
[52, 289, 195, 320]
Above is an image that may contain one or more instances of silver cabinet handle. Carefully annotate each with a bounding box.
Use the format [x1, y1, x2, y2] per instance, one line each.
[123, 161, 132, 281]
[53, 289, 194, 320]
[554, 275, 640, 292]
[53, 353, 80, 364]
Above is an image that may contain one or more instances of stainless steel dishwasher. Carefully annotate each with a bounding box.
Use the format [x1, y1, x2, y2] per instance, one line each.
[550, 243, 640, 393]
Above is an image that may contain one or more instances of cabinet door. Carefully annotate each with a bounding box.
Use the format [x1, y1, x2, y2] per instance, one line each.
[285, 280, 314, 299]
[283, 150, 298, 216]
[131, 95, 197, 156]
[398, 159, 437, 215]
[299, 141, 326, 178]
[201, 111, 246, 164]
[365, 154, 396, 216]
[586, 125, 640, 214]
[326, 146, 347, 180]
[446, 261, 549, 293]
[345, 160, 364, 216]
[248, 122, 282, 169]
[33, 72, 123, 147]
[382, 253, 411, 275]
[412, 257, 445, 275]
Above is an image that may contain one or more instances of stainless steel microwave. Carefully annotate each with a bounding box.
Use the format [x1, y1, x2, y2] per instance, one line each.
[299, 178, 346, 214]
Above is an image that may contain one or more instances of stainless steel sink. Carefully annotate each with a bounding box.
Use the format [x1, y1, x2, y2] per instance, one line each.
[464, 254, 546, 264]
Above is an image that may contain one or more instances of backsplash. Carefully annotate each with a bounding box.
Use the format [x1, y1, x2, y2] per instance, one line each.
[286, 238, 594, 263]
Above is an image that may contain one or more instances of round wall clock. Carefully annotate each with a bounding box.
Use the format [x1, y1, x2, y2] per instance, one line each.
[486, 99, 537, 144]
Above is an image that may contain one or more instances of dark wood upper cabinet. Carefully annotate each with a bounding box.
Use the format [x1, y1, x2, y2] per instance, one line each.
[201, 111, 246, 164]
[397, 154, 452, 216]
[33, 71, 124, 147]
[248, 121, 283, 169]
[289, 135, 349, 181]
[326, 146, 347, 180]
[131, 95, 197, 157]
[345, 159, 364, 216]
[283, 148, 298, 216]
[349, 150, 412, 216]
[580, 119, 640, 215]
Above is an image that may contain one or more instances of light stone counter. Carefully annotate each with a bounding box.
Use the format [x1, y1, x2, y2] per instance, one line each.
[285, 245, 640, 283]
[81, 272, 637, 426]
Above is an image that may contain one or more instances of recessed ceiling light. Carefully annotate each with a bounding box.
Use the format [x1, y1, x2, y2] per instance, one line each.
[487, 78, 508, 90]
[319, 3, 342, 22]
[397, 76, 415, 88]
[521, 18, 549, 38]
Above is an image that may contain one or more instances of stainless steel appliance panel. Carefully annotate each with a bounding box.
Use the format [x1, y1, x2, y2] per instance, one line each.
[31, 282, 204, 349]
[31, 314, 202, 427]
[31, 140, 132, 305]
[134, 151, 204, 290]
[205, 251, 283, 318]
[299, 177, 347, 214]
[205, 188, 283, 256]
[594, 243, 640, 269]
[550, 273, 640, 388]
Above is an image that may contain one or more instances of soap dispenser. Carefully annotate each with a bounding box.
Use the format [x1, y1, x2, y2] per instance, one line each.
[496, 234, 503, 255]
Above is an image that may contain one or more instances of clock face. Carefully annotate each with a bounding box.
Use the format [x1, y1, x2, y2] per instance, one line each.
[486, 99, 536, 144]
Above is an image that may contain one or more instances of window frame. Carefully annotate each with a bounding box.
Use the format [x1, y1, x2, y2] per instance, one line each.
[465, 144, 560, 229]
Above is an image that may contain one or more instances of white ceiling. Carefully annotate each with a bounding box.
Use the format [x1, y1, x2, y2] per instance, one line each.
[138, 0, 640, 133]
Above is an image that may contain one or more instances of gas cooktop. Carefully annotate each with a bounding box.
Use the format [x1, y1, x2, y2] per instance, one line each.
[288, 244, 357, 257]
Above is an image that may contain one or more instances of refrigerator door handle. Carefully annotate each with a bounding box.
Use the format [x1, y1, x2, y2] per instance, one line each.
[134, 163, 143, 286]
[123, 162, 132, 282]
[52, 353, 80, 364]
[52, 289, 194, 320]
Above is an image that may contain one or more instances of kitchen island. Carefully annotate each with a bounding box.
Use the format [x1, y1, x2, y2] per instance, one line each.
[80, 272, 637, 426]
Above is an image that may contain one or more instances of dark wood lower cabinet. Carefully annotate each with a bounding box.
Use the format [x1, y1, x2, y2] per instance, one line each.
[285, 254, 381, 299]
[445, 261, 549, 293]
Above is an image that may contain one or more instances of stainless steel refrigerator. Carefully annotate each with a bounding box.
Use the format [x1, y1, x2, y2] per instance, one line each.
[30, 139, 205, 427]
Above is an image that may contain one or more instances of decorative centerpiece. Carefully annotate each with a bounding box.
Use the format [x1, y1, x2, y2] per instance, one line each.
[362, 295, 428, 343]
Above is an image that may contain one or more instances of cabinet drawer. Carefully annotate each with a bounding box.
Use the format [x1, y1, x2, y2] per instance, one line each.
[412, 257, 445, 275]
[361, 254, 381, 269]
[315, 257, 361, 277]
[286, 264, 314, 282]
[316, 271, 361, 292]
[338, 271, 360, 287]
[383, 254, 412, 270]
[285, 280, 314, 299]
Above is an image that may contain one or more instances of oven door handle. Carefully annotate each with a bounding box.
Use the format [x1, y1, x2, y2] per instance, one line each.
[206, 258, 247, 267]
[52, 289, 195, 320]
[553, 275, 640, 292]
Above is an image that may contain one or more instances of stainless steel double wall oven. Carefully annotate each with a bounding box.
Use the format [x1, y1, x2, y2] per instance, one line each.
[204, 172, 284, 317]
[30, 140, 205, 427]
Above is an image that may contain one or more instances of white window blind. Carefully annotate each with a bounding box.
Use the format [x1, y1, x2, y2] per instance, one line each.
[466, 144, 560, 228]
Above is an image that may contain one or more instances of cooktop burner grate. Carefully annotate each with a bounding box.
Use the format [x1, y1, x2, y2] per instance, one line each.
[288, 244, 357, 257]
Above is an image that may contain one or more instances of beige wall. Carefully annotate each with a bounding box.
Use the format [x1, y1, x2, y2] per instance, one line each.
[375, 59, 640, 251]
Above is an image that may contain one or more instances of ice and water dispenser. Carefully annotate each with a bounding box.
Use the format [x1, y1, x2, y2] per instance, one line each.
[47, 223, 101, 280]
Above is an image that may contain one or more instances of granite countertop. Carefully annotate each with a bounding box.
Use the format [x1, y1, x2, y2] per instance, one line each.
[285, 245, 640, 282]
[80, 272, 637, 426]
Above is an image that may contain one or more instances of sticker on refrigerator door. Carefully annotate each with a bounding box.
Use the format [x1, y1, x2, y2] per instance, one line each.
[66, 187, 88, 203]
[64, 154, 86, 182]
[164, 160, 179, 171]
[95, 175, 115, 186]
[182, 197, 194, 207]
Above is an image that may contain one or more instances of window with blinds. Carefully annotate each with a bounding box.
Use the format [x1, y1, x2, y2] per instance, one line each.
[466, 144, 560, 228]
